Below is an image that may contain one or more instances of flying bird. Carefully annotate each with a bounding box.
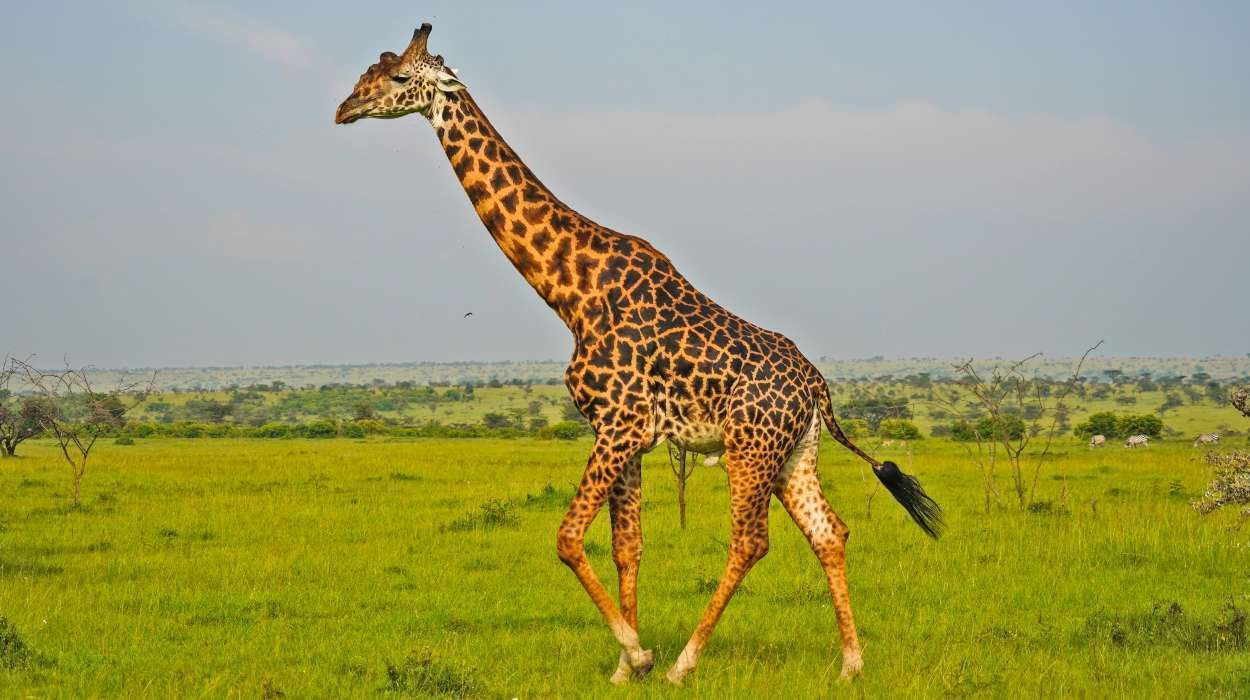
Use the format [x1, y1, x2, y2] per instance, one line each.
[463, 312, 473, 318]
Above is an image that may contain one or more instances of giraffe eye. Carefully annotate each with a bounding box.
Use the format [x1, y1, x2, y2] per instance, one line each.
[391, 75, 411, 84]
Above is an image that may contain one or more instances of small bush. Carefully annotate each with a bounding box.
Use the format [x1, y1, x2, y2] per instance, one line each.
[1117, 414, 1164, 439]
[1081, 600, 1247, 652]
[1193, 450, 1250, 519]
[256, 423, 292, 439]
[0, 617, 32, 670]
[536, 421, 584, 440]
[357, 419, 389, 435]
[950, 415, 1025, 442]
[1075, 412, 1120, 440]
[1026, 500, 1068, 516]
[520, 483, 568, 510]
[879, 419, 922, 440]
[444, 500, 520, 532]
[839, 418, 871, 439]
[1075, 412, 1163, 440]
[113, 436, 135, 446]
[383, 648, 477, 697]
[299, 421, 338, 439]
[341, 423, 366, 439]
[261, 678, 286, 699]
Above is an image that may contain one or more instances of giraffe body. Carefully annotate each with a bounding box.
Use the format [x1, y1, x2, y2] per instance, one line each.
[337, 24, 943, 685]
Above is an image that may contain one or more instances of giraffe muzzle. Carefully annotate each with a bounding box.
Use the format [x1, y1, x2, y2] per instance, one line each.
[335, 97, 368, 124]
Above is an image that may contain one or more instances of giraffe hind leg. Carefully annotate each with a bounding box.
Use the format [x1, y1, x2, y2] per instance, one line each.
[775, 416, 864, 680]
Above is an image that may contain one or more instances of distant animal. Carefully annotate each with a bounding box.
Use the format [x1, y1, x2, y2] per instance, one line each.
[463, 312, 473, 318]
[1124, 434, 1150, 448]
[1193, 433, 1220, 447]
[1089, 434, 1106, 448]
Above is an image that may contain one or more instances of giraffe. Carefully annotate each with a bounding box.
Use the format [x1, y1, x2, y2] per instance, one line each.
[336, 24, 944, 685]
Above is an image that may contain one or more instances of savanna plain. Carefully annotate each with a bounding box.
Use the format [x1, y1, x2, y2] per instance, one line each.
[2, 433, 1248, 698]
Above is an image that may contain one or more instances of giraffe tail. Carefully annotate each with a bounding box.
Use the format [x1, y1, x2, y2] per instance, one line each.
[817, 383, 945, 539]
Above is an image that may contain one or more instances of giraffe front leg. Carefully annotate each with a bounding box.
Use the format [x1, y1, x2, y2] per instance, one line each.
[607, 456, 652, 684]
[557, 433, 652, 681]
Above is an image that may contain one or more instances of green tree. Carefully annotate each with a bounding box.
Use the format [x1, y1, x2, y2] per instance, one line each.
[1116, 414, 1163, 438]
[0, 396, 54, 457]
[482, 413, 512, 429]
[878, 419, 922, 440]
[1074, 412, 1121, 440]
[839, 395, 911, 431]
[353, 400, 377, 421]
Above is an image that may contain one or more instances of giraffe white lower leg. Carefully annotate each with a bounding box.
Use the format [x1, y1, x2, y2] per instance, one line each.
[607, 457, 651, 683]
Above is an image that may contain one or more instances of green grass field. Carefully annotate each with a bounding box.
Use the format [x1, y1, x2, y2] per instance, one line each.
[2, 437, 1248, 698]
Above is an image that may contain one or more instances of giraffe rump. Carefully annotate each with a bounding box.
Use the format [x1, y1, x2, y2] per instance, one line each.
[872, 460, 945, 539]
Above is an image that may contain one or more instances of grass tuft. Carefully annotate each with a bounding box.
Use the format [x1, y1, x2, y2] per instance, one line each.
[443, 499, 519, 532]
[261, 677, 286, 699]
[382, 648, 477, 697]
[1081, 600, 1248, 652]
[1026, 500, 1069, 515]
[520, 482, 570, 510]
[0, 617, 32, 670]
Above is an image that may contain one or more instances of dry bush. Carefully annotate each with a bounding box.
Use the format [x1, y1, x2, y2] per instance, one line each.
[1193, 450, 1250, 522]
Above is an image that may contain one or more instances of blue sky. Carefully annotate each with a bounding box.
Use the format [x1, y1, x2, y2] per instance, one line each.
[2, 2, 1247, 367]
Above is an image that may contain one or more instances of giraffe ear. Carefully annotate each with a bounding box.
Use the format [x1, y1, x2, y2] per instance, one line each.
[436, 66, 466, 93]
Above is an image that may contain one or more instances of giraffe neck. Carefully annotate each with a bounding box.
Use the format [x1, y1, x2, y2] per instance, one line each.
[430, 90, 602, 329]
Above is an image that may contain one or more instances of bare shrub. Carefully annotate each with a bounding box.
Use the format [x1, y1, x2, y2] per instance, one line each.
[11, 360, 150, 506]
[935, 341, 1102, 510]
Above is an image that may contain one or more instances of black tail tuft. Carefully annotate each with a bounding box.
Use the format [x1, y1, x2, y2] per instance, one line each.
[873, 460, 944, 539]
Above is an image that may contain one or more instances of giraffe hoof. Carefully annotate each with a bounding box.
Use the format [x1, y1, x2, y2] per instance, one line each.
[610, 649, 653, 684]
[838, 653, 864, 682]
[665, 665, 688, 687]
[630, 649, 654, 679]
[609, 666, 632, 686]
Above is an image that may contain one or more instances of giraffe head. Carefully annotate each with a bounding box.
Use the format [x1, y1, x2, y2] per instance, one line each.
[335, 23, 465, 125]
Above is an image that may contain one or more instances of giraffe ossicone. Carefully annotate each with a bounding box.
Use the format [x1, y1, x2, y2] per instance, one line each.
[336, 22, 944, 686]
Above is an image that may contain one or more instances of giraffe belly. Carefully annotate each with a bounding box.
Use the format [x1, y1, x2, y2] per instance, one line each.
[665, 421, 725, 455]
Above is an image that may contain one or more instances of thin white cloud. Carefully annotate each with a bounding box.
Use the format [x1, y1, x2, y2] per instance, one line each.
[163, 1, 314, 69]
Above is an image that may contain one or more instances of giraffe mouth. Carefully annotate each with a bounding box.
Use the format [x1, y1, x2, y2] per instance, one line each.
[335, 107, 364, 124]
[335, 97, 369, 124]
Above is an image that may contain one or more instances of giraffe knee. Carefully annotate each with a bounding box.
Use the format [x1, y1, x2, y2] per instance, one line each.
[832, 513, 850, 543]
[556, 526, 585, 567]
[734, 536, 769, 566]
